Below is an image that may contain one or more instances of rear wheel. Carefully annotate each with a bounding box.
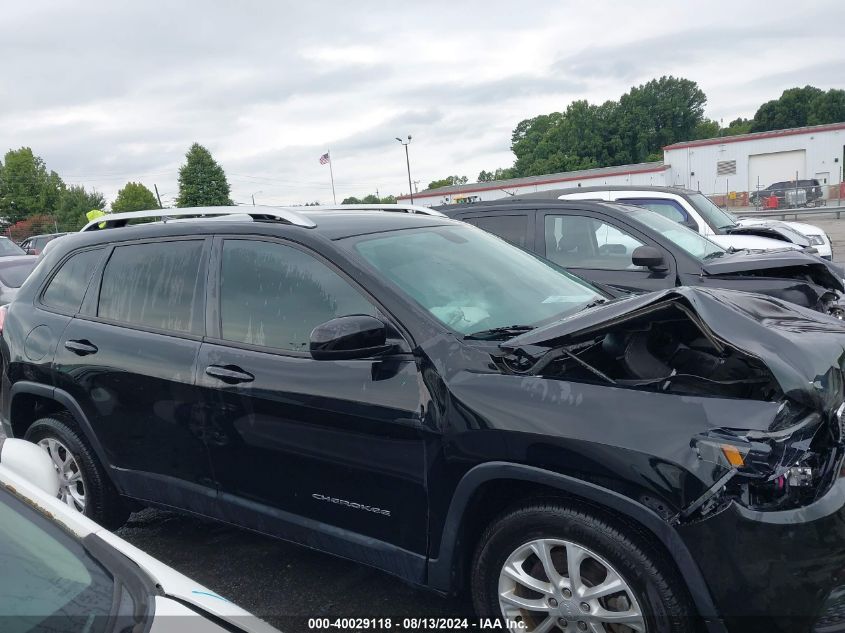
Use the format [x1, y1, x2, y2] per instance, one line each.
[471, 503, 695, 632]
[24, 414, 130, 529]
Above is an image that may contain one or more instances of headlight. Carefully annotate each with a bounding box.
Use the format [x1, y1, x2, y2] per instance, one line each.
[808, 235, 826, 246]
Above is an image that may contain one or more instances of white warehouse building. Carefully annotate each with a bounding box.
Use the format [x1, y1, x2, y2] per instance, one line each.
[399, 121, 845, 207]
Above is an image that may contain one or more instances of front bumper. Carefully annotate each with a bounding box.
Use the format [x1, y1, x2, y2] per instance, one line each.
[677, 470, 845, 633]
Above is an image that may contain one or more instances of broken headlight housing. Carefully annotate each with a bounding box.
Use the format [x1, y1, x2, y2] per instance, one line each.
[689, 402, 843, 514]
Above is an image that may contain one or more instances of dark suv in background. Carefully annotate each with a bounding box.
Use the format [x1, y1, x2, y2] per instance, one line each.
[19, 232, 69, 255]
[440, 198, 844, 316]
[3, 206, 845, 633]
[750, 179, 824, 207]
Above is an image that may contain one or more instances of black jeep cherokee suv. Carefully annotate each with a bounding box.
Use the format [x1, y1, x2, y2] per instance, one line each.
[3, 206, 845, 633]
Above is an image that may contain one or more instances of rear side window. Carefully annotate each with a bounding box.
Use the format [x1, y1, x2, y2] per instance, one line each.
[42, 249, 104, 312]
[97, 240, 205, 334]
[464, 215, 528, 247]
[219, 239, 376, 352]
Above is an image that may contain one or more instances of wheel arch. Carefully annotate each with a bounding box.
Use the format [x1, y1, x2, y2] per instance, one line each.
[7, 381, 119, 491]
[428, 461, 726, 633]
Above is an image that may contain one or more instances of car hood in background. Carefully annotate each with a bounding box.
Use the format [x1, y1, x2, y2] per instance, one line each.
[707, 233, 803, 253]
[700, 249, 843, 291]
[736, 217, 825, 239]
[503, 286, 845, 415]
[726, 220, 811, 247]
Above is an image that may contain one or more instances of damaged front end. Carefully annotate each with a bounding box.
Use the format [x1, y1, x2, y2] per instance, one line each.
[700, 250, 845, 316]
[498, 287, 845, 519]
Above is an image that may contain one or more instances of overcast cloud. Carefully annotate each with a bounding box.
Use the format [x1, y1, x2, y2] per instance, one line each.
[1, 0, 843, 206]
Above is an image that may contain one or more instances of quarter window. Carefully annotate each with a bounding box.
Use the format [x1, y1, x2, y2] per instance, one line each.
[42, 249, 104, 313]
[545, 215, 645, 271]
[219, 240, 376, 352]
[97, 241, 205, 334]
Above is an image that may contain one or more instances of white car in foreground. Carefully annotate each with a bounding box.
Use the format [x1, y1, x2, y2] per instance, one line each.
[545, 186, 833, 259]
[0, 437, 280, 633]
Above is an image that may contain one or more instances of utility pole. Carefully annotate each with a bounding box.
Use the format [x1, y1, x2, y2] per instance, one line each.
[413, 180, 420, 193]
[395, 135, 413, 203]
[154, 184, 163, 209]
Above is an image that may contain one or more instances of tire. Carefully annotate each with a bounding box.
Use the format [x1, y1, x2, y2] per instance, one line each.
[471, 502, 696, 633]
[24, 413, 130, 530]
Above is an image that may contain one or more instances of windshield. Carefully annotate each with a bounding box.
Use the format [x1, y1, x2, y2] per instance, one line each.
[688, 193, 737, 230]
[0, 239, 26, 257]
[628, 208, 726, 260]
[348, 225, 603, 335]
[0, 487, 115, 633]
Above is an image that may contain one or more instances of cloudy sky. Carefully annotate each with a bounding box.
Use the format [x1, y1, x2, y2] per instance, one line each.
[2, 0, 844, 207]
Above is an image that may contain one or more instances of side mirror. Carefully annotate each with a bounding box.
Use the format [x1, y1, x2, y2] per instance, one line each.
[310, 315, 393, 361]
[632, 245, 667, 271]
[0, 438, 60, 497]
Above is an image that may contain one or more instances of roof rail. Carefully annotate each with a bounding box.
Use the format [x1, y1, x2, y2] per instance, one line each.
[80, 206, 317, 232]
[311, 203, 446, 217]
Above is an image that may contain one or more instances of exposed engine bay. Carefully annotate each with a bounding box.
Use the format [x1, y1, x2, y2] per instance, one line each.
[495, 288, 845, 516]
[498, 301, 782, 400]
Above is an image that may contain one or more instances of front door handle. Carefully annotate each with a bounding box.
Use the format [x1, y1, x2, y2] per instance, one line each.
[205, 364, 255, 384]
[64, 339, 98, 356]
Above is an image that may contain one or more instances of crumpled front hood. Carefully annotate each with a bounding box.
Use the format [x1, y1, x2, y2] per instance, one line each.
[503, 286, 845, 413]
[737, 217, 825, 238]
[701, 249, 843, 292]
[726, 220, 811, 247]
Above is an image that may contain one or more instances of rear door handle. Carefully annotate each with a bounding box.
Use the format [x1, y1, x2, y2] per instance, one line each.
[64, 340, 98, 355]
[205, 364, 255, 384]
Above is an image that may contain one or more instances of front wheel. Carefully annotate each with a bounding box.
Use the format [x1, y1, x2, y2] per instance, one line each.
[471, 503, 695, 632]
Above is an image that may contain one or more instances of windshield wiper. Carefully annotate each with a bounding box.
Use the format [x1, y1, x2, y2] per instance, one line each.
[580, 298, 608, 310]
[703, 250, 726, 260]
[465, 325, 535, 340]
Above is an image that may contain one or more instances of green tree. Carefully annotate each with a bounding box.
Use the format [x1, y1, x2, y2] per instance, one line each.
[722, 117, 753, 136]
[56, 185, 105, 230]
[694, 118, 721, 140]
[477, 168, 516, 182]
[341, 194, 396, 204]
[175, 143, 233, 207]
[751, 86, 845, 132]
[112, 182, 159, 212]
[510, 76, 707, 176]
[0, 147, 66, 223]
[427, 175, 468, 190]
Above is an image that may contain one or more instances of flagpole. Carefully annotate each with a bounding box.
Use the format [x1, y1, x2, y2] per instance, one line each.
[328, 150, 337, 204]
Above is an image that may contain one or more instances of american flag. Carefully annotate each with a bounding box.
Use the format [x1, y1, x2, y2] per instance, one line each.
[319, 152, 330, 165]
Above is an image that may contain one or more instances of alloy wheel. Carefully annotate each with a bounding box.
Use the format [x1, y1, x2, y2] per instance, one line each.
[498, 538, 645, 633]
[37, 437, 86, 512]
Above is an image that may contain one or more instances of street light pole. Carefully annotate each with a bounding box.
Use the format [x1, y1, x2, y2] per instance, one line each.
[395, 135, 413, 204]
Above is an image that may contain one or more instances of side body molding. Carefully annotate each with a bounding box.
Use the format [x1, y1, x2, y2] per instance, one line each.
[428, 461, 727, 633]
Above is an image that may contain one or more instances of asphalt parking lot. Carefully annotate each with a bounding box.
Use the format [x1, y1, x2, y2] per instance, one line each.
[799, 214, 845, 262]
[117, 509, 470, 630]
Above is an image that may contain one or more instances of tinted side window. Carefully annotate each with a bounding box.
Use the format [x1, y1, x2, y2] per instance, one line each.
[465, 215, 528, 247]
[42, 249, 104, 313]
[545, 215, 645, 271]
[220, 240, 376, 352]
[98, 240, 205, 334]
[618, 198, 689, 223]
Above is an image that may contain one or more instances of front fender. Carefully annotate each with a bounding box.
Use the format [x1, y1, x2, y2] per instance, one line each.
[427, 461, 726, 633]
